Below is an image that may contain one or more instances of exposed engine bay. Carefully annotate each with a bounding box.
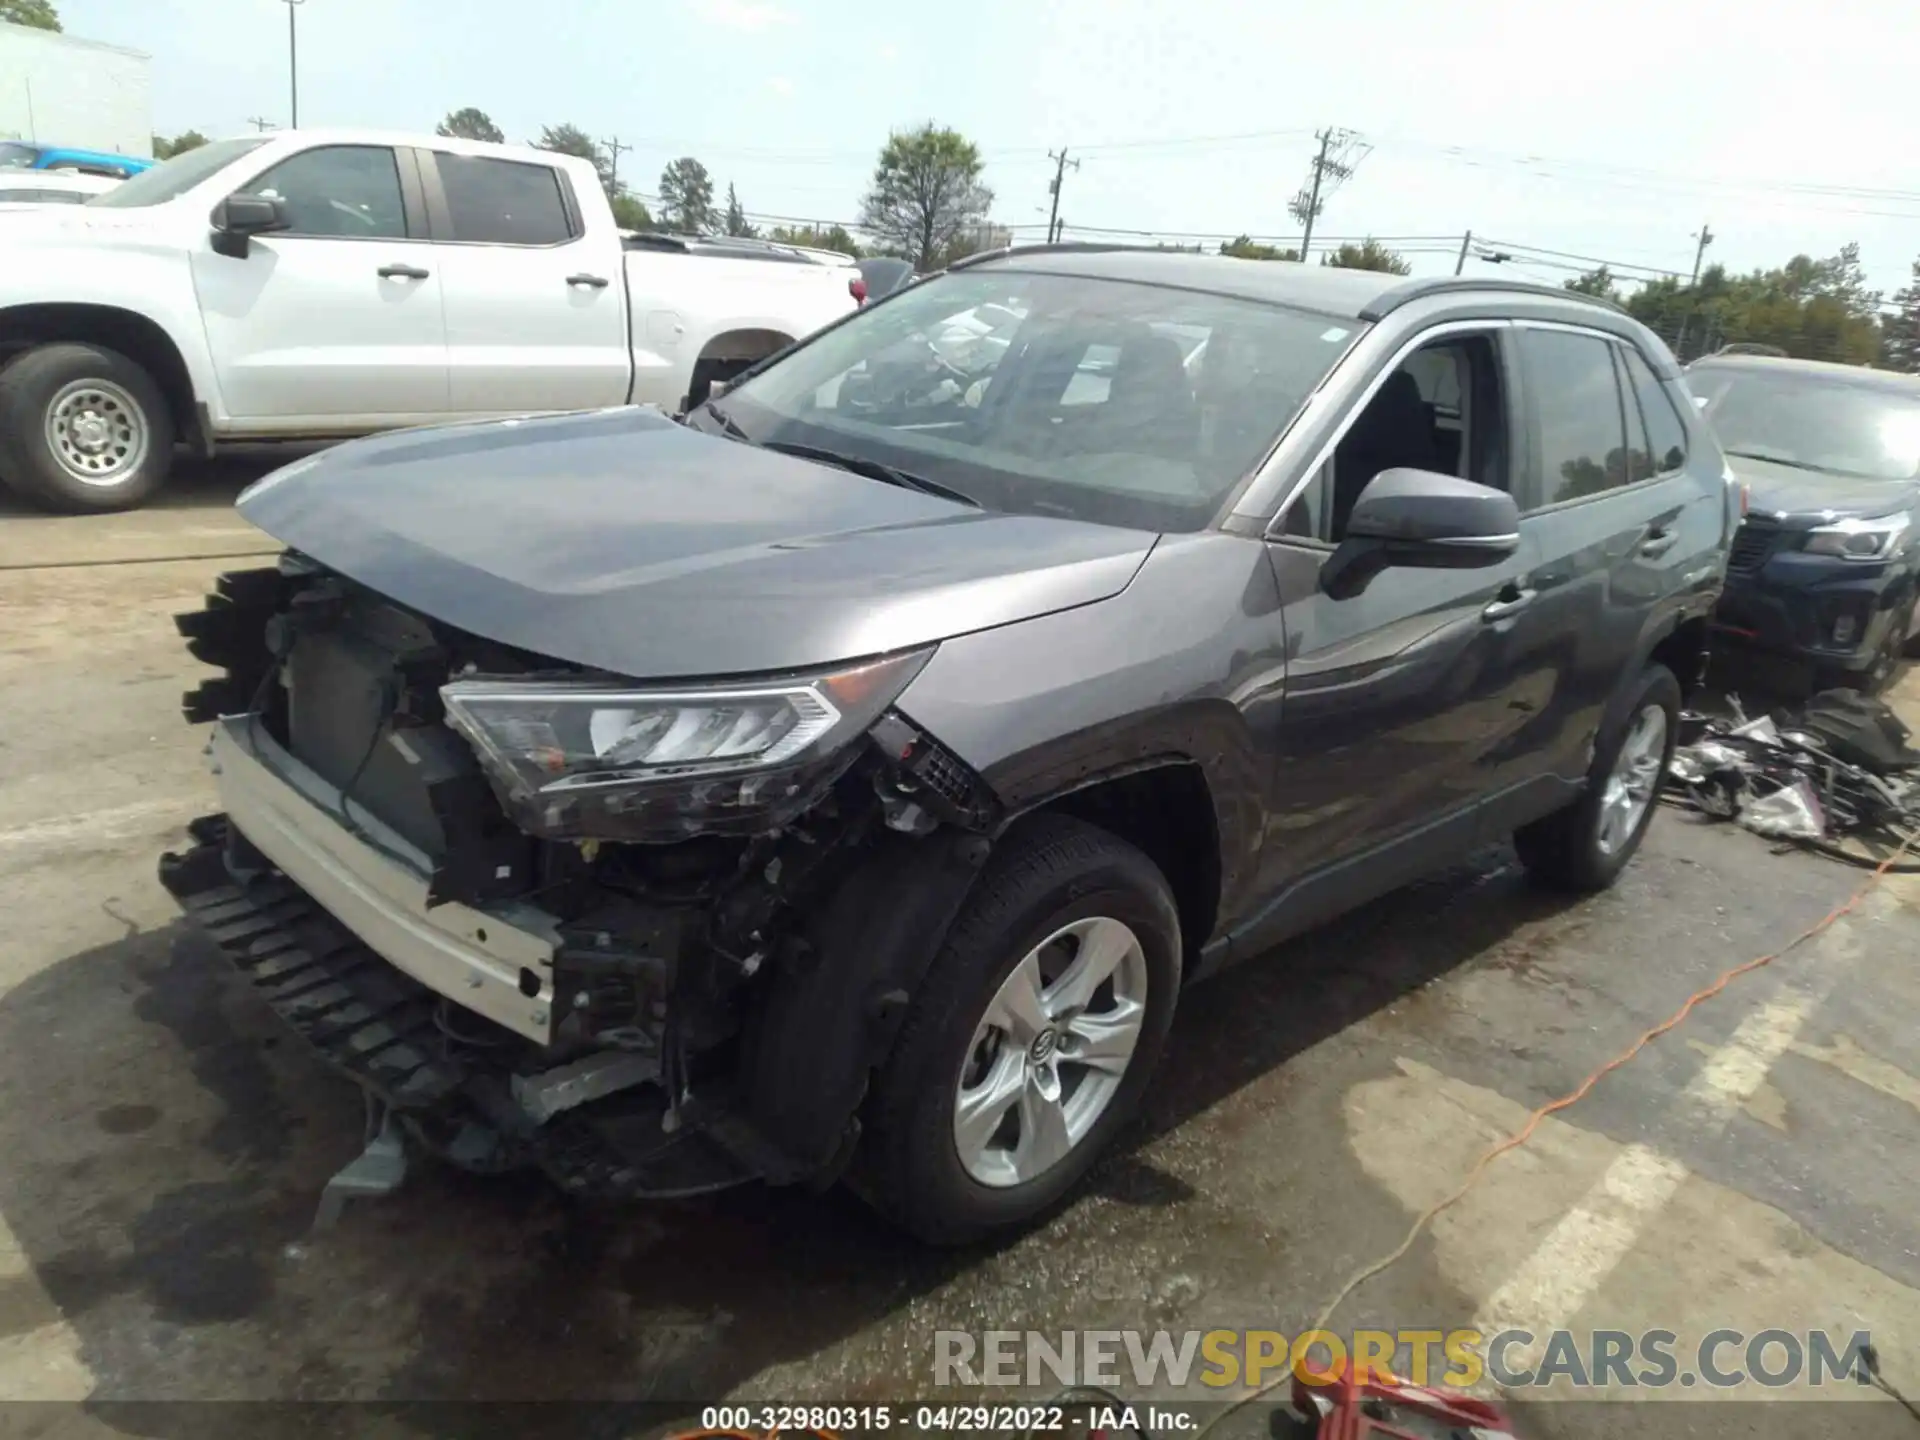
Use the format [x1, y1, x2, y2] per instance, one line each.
[158, 554, 1000, 1201]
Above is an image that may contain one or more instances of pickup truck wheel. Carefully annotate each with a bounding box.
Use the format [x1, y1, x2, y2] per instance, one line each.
[855, 815, 1181, 1245]
[0, 344, 175, 513]
[1515, 663, 1680, 893]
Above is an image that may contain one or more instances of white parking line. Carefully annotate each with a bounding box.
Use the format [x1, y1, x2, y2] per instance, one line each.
[1470, 918, 1865, 1365]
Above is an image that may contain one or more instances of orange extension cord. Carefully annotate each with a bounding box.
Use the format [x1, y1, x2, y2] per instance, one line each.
[1194, 828, 1918, 1435]
[659, 834, 1914, 1440]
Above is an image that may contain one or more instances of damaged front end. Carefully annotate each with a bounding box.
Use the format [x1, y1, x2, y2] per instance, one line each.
[158, 556, 999, 1200]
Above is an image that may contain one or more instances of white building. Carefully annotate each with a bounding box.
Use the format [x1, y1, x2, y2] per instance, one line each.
[0, 19, 152, 159]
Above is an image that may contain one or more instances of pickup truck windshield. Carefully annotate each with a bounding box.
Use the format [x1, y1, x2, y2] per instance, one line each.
[87, 137, 268, 208]
[716, 268, 1358, 532]
[1691, 365, 1920, 483]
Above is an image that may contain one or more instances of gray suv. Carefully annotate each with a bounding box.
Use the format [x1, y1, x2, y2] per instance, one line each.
[160, 247, 1732, 1242]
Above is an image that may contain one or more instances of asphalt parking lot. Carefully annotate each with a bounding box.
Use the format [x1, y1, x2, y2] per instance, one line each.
[2, 456, 1919, 1437]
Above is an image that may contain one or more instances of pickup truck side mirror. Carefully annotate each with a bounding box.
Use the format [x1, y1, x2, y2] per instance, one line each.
[209, 193, 291, 258]
[1322, 468, 1521, 596]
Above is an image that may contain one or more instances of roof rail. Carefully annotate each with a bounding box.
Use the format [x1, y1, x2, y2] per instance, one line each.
[946, 240, 1158, 272]
[1359, 275, 1629, 321]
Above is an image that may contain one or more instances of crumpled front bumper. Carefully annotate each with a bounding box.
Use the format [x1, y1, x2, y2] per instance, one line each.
[157, 719, 760, 1198]
[1714, 551, 1910, 672]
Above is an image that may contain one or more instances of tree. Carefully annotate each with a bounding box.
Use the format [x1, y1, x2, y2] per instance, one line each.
[857, 123, 993, 271]
[1320, 238, 1411, 275]
[1624, 247, 1885, 365]
[1882, 259, 1920, 373]
[722, 182, 756, 238]
[658, 156, 717, 234]
[610, 192, 654, 232]
[0, 0, 61, 30]
[437, 108, 505, 144]
[533, 124, 613, 193]
[1219, 235, 1298, 261]
[767, 223, 861, 258]
[1565, 265, 1620, 301]
[152, 131, 210, 161]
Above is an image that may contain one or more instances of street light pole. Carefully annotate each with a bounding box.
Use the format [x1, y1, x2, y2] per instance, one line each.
[283, 0, 306, 129]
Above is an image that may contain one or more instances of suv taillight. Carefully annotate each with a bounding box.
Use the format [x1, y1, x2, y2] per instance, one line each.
[850, 275, 868, 305]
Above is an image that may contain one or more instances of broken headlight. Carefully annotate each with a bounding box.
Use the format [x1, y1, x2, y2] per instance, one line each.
[440, 649, 932, 842]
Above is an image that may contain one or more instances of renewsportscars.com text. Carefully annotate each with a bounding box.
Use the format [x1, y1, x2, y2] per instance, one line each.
[933, 1327, 1876, 1392]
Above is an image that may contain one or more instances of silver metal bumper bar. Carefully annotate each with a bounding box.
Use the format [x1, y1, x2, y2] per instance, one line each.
[207, 716, 559, 1044]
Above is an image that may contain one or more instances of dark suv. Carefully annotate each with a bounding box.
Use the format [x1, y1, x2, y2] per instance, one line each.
[160, 247, 1731, 1243]
[1689, 353, 1920, 691]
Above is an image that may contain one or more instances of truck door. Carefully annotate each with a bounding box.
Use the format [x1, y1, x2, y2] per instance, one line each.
[191, 144, 451, 422]
[419, 151, 630, 414]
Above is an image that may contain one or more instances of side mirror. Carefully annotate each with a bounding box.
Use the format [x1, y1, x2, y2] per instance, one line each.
[209, 193, 290, 257]
[1322, 468, 1520, 596]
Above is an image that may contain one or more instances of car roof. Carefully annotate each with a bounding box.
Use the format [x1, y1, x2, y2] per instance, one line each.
[1686, 352, 1920, 393]
[950, 242, 1627, 323]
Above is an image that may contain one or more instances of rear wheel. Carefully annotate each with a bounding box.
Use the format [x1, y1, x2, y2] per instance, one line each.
[856, 815, 1182, 1245]
[1516, 663, 1680, 892]
[0, 343, 175, 513]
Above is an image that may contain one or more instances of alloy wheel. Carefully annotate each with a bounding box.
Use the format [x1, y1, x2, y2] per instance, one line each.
[952, 915, 1150, 1188]
[1596, 703, 1668, 856]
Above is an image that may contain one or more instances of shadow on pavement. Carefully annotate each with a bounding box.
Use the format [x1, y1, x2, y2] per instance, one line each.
[0, 446, 323, 520]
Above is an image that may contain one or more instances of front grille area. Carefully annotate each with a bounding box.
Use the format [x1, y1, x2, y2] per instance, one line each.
[1726, 519, 1781, 575]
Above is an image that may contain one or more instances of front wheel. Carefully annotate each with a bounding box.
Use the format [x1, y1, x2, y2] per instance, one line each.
[0, 343, 175, 513]
[855, 815, 1182, 1245]
[1515, 663, 1680, 892]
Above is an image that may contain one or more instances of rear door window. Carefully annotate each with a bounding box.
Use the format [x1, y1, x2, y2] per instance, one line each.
[1518, 328, 1631, 507]
[1620, 347, 1688, 479]
[433, 154, 576, 245]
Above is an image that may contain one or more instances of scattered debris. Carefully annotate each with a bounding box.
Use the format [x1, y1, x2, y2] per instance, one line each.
[1667, 691, 1920, 866]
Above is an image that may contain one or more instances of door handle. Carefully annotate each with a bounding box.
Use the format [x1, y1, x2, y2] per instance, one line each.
[567, 273, 611, 289]
[1640, 527, 1680, 558]
[1482, 587, 1537, 622]
[377, 263, 430, 280]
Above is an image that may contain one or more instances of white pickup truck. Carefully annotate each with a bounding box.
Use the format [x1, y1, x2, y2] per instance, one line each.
[0, 129, 861, 511]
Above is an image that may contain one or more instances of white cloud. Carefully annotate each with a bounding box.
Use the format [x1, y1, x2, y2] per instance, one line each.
[878, 41, 900, 62]
[690, 0, 792, 32]
[768, 77, 796, 98]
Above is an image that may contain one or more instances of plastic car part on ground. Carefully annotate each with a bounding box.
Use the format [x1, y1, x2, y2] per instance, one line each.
[1666, 691, 1920, 863]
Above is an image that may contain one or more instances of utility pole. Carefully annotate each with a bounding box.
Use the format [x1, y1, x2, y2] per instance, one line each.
[1045, 148, 1079, 244]
[282, 0, 306, 129]
[247, 116, 276, 132]
[603, 135, 633, 194]
[1289, 127, 1368, 261]
[1689, 223, 1714, 286]
[1454, 230, 1473, 276]
[1298, 131, 1332, 259]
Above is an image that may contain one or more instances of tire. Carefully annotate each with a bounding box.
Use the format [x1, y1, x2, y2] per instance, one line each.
[855, 814, 1182, 1245]
[0, 343, 175, 513]
[1515, 663, 1681, 892]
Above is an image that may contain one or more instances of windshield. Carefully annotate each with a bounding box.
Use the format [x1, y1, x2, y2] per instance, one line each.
[1690, 365, 1920, 483]
[87, 137, 268, 208]
[0, 142, 41, 170]
[714, 268, 1359, 532]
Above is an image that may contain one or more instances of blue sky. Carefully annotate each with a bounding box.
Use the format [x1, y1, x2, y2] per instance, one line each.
[60, 0, 1920, 294]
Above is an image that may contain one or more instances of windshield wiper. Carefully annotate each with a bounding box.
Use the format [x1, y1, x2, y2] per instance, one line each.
[1723, 449, 1831, 474]
[697, 398, 751, 442]
[759, 440, 980, 508]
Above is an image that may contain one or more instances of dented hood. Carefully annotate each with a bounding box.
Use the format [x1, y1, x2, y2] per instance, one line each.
[237, 406, 1156, 679]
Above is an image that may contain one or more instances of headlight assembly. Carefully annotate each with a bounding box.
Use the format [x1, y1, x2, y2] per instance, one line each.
[441, 648, 932, 841]
[1804, 512, 1909, 561]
